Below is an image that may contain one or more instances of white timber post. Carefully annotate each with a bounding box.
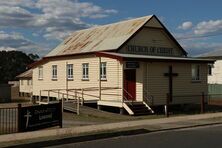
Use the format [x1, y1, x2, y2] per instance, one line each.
[30, 92, 33, 103]
[66, 89, 69, 101]
[75, 90, 77, 100]
[39, 90, 42, 104]
[121, 62, 124, 104]
[81, 88, 84, 106]
[99, 57, 101, 101]
[62, 94, 64, 113]
[66, 61, 68, 101]
[47, 90, 50, 103]
[77, 96, 80, 115]
[58, 90, 60, 100]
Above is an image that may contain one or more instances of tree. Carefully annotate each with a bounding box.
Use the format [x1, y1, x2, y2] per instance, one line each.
[0, 51, 38, 83]
[28, 53, 39, 61]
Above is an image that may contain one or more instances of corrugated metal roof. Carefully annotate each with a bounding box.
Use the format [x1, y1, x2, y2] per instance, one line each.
[16, 69, 32, 78]
[97, 52, 215, 63]
[46, 15, 153, 57]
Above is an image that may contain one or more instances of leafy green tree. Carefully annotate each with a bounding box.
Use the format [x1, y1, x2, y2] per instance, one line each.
[0, 51, 38, 83]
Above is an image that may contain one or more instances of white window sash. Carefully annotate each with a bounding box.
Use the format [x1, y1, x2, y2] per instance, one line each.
[82, 63, 89, 79]
[38, 66, 43, 79]
[67, 64, 73, 79]
[100, 62, 107, 79]
[52, 65, 57, 79]
[192, 65, 200, 81]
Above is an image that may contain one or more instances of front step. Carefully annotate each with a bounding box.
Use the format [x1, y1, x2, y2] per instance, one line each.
[123, 101, 154, 116]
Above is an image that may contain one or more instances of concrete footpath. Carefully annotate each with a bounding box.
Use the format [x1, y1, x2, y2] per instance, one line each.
[1, 112, 222, 147]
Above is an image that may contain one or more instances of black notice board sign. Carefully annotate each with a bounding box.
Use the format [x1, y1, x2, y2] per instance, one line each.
[19, 102, 62, 132]
[126, 61, 140, 69]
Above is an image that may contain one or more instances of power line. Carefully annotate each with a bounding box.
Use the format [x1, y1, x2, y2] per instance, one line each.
[176, 32, 222, 40]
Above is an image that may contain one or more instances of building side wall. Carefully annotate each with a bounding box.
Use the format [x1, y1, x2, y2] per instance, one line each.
[135, 62, 143, 101]
[208, 60, 222, 84]
[32, 55, 123, 102]
[19, 79, 32, 93]
[144, 62, 208, 105]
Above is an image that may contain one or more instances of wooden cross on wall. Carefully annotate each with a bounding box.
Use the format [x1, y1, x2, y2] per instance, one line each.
[164, 66, 178, 102]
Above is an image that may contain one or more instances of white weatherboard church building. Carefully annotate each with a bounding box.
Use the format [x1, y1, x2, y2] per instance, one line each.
[18, 15, 214, 115]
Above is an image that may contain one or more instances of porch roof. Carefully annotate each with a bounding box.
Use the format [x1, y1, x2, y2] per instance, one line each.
[16, 69, 32, 79]
[96, 52, 215, 63]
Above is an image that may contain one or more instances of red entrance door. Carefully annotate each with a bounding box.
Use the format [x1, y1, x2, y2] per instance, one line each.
[124, 69, 136, 101]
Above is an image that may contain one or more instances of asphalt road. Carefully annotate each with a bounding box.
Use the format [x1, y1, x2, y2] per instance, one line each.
[46, 124, 222, 148]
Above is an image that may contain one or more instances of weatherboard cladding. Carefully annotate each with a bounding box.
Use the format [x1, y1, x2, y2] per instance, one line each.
[46, 15, 153, 57]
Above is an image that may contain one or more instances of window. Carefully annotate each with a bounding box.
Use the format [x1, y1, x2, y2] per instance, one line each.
[52, 65, 57, 79]
[38, 66, 43, 79]
[67, 64, 73, 79]
[100, 62, 107, 80]
[192, 65, 200, 81]
[21, 80, 23, 85]
[82, 63, 89, 80]
[27, 80, 32, 85]
[208, 64, 213, 75]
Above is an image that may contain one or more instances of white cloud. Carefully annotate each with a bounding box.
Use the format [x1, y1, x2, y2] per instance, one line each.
[0, 0, 118, 55]
[176, 19, 222, 56]
[0, 47, 17, 51]
[0, 31, 45, 55]
[0, 6, 34, 28]
[178, 21, 193, 30]
[0, 0, 35, 8]
[33, 0, 118, 40]
[0, 0, 118, 41]
[179, 39, 222, 56]
[194, 19, 222, 35]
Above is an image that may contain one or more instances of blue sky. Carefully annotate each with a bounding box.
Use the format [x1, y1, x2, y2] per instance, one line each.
[0, 0, 221, 57]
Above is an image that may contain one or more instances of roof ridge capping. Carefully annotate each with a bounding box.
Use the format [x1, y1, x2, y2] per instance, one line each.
[70, 15, 154, 35]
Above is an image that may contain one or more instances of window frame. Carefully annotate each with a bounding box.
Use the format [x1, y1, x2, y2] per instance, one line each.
[191, 64, 201, 81]
[100, 62, 107, 80]
[52, 65, 58, 80]
[67, 64, 73, 80]
[82, 63, 89, 80]
[208, 64, 213, 76]
[38, 66, 43, 80]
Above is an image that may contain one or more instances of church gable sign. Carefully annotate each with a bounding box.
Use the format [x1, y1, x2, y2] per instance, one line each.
[126, 45, 173, 56]
[119, 27, 185, 57]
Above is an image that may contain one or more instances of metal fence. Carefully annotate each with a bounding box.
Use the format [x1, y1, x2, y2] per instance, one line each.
[209, 84, 222, 94]
[0, 102, 62, 135]
[0, 105, 18, 135]
[164, 93, 222, 117]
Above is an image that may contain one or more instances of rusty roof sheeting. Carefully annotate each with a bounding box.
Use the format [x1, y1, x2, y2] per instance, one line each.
[46, 15, 153, 57]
